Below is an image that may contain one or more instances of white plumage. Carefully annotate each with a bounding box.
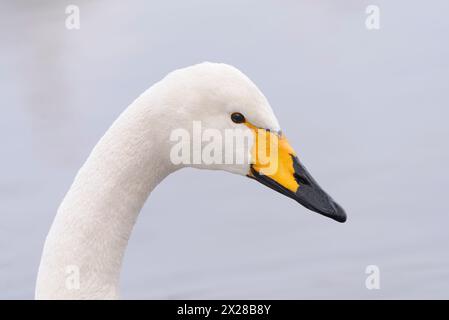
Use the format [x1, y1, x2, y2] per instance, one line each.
[35, 62, 281, 299]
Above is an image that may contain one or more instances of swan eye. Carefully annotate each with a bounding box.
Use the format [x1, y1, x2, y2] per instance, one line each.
[231, 112, 245, 124]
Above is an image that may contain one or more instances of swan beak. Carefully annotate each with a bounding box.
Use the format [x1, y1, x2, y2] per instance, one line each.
[247, 129, 347, 223]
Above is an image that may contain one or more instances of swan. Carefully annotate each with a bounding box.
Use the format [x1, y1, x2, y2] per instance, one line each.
[35, 62, 346, 299]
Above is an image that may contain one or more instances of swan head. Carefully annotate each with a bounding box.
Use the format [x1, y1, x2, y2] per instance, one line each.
[162, 62, 346, 223]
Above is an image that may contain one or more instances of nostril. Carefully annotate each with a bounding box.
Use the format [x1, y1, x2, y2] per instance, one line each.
[294, 173, 310, 186]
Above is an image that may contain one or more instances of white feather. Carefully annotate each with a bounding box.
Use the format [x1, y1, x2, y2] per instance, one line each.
[35, 62, 280, 299]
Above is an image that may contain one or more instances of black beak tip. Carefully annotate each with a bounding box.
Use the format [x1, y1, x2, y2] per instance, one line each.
[329, 202, 347, 223]
[333, 213, 347, 223]
[297, 198, 347, 223]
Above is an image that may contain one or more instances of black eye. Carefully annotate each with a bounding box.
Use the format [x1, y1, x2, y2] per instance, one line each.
[231, 112, 245, 124]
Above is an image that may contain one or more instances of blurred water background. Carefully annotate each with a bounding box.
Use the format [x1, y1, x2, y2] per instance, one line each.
[1, 0, 448, 299]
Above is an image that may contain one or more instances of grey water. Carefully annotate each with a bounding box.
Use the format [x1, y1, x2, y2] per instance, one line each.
[1, 0, 448, 299]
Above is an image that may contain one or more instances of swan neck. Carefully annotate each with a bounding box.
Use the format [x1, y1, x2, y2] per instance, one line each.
[36, 93, 175, 299]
